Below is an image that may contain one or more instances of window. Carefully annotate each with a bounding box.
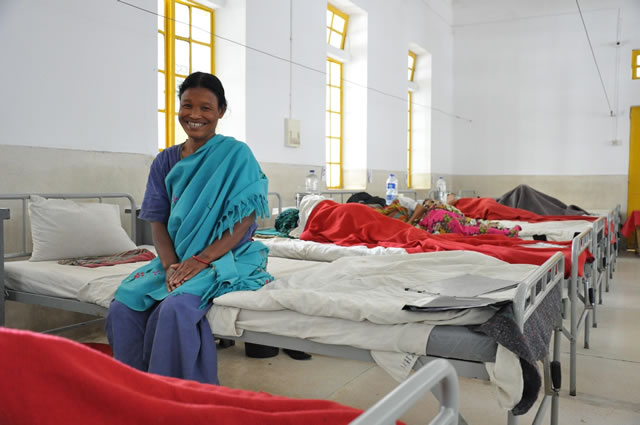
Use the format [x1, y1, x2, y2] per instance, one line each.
[407, 51, 416, 188]
[158, 0, 215, 150]
[326, 5, 349, 188]
[633, 50, 640, 80]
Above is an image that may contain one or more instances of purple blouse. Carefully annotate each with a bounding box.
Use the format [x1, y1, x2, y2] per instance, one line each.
[139, 143, 257, 247]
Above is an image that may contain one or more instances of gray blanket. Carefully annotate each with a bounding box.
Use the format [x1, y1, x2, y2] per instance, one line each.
[496, 184, 589, 216]
[477, 284, 562, 415]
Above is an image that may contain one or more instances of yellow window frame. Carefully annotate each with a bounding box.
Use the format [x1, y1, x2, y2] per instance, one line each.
[326, 57, 343, 189]
[633, 49, 640, 80]
[158, 0, 215, 150]
[407, 51, 416, 188]
[327, 5, 349, 50]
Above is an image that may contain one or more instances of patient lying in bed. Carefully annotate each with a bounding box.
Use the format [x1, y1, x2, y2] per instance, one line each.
[380, 198, 521, 237]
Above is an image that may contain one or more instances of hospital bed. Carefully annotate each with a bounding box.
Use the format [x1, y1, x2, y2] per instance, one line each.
[0, 193, 564, 425]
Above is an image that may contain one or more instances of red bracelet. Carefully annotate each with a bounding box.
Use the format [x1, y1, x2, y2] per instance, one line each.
[192, 255, 211, 266]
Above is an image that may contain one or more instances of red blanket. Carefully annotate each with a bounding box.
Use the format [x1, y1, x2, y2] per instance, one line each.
[455, 197, 599, 223]
[0, 328, 374, 425]
[301, 201, 592, 277]
[621, 210, 640, 238]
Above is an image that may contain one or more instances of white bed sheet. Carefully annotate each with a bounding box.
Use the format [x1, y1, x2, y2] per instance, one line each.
[3, 245, 156, 300]
[494, 219, 593, 241]
[261, 237, 407, 262]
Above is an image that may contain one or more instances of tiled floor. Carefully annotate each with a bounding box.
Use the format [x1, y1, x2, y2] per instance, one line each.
[59, 252, 640, 424]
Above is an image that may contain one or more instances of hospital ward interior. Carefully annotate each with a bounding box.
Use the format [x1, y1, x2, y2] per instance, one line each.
[2, 0, 640, 424]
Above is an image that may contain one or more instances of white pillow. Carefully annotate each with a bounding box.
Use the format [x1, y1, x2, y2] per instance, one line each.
[28, 195, 137, 261]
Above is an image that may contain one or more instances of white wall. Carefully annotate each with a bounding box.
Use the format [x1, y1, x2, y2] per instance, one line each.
[452, 0, 640, 176]
[0, 0, 157, 155]
[0, 0, 454, 193]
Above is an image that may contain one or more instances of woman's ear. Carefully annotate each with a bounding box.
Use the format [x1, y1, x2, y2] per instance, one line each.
[218, 106, 227, 118]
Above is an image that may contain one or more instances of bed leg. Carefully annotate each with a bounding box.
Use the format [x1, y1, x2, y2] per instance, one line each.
[507, 411, 519, 425]
[584, 310, 590, 349]
[569, 272, 577, 396]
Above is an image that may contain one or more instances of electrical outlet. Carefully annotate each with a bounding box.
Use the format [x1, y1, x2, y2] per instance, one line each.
[611, 139, 621, 146]
[284, 118, 300, 148]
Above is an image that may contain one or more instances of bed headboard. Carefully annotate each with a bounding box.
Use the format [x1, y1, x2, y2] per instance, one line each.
[0, 193, 137, 259]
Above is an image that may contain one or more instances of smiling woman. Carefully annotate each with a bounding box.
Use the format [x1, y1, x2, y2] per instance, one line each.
[106, 72, 272, 385]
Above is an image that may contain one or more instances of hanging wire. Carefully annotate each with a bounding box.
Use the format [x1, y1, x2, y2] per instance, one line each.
[116, 0, 471, 123]
[575, 0, 613, 115]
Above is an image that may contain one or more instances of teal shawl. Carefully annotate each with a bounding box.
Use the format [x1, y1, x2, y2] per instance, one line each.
[115, 134, 273, 311]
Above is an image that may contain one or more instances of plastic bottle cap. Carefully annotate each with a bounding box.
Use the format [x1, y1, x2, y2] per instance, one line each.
[390, 173, 395, 177]
[310, 170, 315, 173]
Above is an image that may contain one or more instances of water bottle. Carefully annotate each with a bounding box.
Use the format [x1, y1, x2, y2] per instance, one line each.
[385, 173, 399, 205]
[305, 170, 319, 193]
[436, 176, 447, 203]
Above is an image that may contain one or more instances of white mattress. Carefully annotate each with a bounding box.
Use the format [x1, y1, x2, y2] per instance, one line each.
[3, 246, 156, 300]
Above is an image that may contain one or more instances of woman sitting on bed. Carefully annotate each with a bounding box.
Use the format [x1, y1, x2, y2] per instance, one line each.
[406, 195, 521, 237]
[106, 72, 272, 384]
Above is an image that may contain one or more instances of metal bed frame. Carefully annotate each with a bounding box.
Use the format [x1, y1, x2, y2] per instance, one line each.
[1, 199, 566, 424]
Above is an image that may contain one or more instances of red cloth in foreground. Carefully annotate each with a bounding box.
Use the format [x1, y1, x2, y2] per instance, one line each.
[0, 328, 373, 425]
[455, 197, 599, 223]
[301, 201, 592, 277]
[621, 210, 640, 238]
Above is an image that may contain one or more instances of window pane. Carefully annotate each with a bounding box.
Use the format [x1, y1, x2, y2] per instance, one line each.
[175, 3, 190, 38]
[408, 69, 412, 81]
[157, 0, 164, 31]
[158, 72, 165, 110]
[637, 68, 640, 78]
[329, 31, 342, 49]
[192, 8, 211, 43]
[325, 138, 331, 160]
[636, 55, 640, 66]
[326, 112, 331, 136]
[332, 14, 345, 33]
[330, 61, 341, 86]
[330, 113, 341, 137]
[175, 76, 185, 101]
[192, 43, 211, 73]
[326, 60, 331, 83]
[330, 87, 341, 112]
[158, 111, 166, 150]
[408, 55, 413, 68]
[325, 89, 330, 113]
[175, 114, 187, 145]
[326, 11, 333, 27]
[329, 164, 341, 187]
[175, 39, 190, 75]
[330, 138, 340, 161]
[326, 27, 331, 44]
[158, 33, 165, 71]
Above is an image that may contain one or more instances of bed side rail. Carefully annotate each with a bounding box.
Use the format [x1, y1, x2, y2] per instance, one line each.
[513, 252, 565, 329]
[0, 193, 136, 259]
[350, 358, 459, 425]
[316, 189, 419, 203]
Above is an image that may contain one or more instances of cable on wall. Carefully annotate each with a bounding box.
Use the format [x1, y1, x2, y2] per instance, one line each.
[575, 0, 613, 116]
[116, 0, 471, 123]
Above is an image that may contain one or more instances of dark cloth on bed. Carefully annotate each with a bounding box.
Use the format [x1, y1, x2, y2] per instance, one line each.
[0, 328, 375, 425]
[455, 197, 598, 223]
[476, 284, 562, 415]
[346, 192, 386, 208]
[57, 249, 156, 268]
[301, 200, 593, 277]
[274, 208, 300, 236]
[496, 185, 590, 216]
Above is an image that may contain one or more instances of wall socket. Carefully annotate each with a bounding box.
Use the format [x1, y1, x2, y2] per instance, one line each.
[284, 118, 300, 148]
[611, 139, 621, 146]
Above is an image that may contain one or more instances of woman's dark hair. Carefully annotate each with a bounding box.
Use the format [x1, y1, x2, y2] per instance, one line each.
[178, 72, 227, 110]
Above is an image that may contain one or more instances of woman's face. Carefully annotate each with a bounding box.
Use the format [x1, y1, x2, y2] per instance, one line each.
[178, 87, 225, 143]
